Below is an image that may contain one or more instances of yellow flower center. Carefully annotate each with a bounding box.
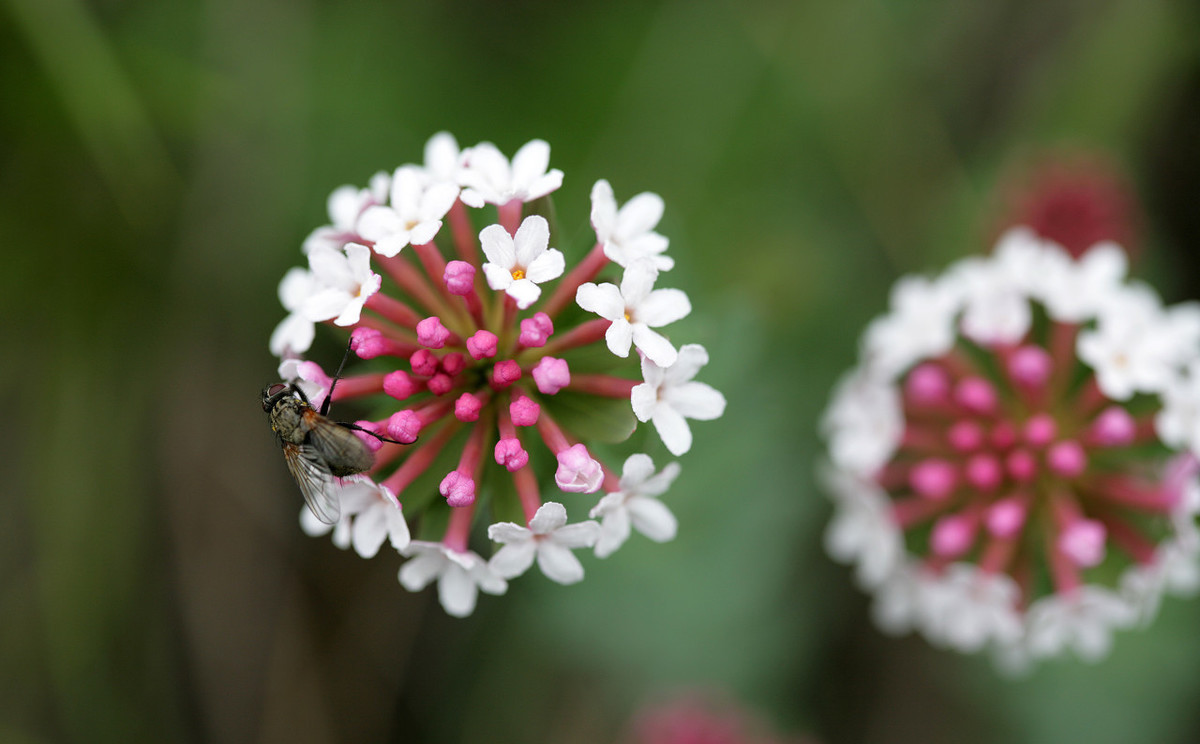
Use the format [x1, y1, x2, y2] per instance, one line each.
[511, 268, 526, 281]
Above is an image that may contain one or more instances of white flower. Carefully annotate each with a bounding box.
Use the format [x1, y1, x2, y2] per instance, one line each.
[398, 541, 507, 618]
[820, 465, 902, 588]
[589, 179, 673, 271]
[916, 565, 1023, 653]
[479, 216, 565, 309]
[1157, 361, 1200, 455]
[1077, 285, 1195, 400]
[861, 274, 961, 382]
[820, 369, 903, 477]
[299, 477, 410, 557]
[950, 255, 1031, 346]
[357, 165, 460, 257]
[423, 131, 469, 185]
[631, 343, 725, 456]
[576, 260, 690, 367]
[301, 243, 382, 327]
[269, 267, 318, 356]
[1039, 240, 1128, 322]
[1022, 587, 1138, 663]
[302, 172, 391, 254]
[487, 502, 601, 585]
[459, 139, 563, 208]
[590, 454, 680, 558]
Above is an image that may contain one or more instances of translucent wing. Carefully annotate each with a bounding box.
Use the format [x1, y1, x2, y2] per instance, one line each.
[283, 442, 343, 524]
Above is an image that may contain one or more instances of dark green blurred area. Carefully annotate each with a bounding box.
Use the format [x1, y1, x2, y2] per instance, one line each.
[5, 0, 1200, 742]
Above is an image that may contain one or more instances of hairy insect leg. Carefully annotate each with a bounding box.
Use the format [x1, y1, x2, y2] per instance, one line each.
[321, 338, 356, 415]
[336, 420, 411, 446]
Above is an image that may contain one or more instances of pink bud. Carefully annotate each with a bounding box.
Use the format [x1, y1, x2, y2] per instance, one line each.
[909, 459, 957, 500]
[440, 352, 465, 375]
[491, 360, 522, 389]
[351, 420, 383, 451]
[532, 356, 570, 395]
[416, 316, 451, 349]
[1058, 519, 1107, 567]
[494, 438, 529, 472]
[956, 376, 997, 414]
[466, 330, 499, 359]
[387, 410, 421, 444]
[444, 260, 477, 295]
[1005, 449, 1037, 483]
[554, 443, 603, 493]
[410, 349, 439, 376]
[931, 514, 975, 558]
[519, 312, 554, 347]
[986, 497, 1028, 538]
[455, 392, 484, 422]
[990, 421, 1017, 450]
[427, 372, 453, 396]
[1007, 345, 1053, 388]
[905, 363, 950, 405]
[510, 395, 541, 426]
[383, 370, 420, 400]
[350, 326, 383, 358]
[1023, 413, 1057, 447]
[439, 471, 476, 507]
[948, 420, 984, 451]
[1089, 406, 1136, 447]
[1047, 440, 1086, 478]
[965, 453, 1002, 491]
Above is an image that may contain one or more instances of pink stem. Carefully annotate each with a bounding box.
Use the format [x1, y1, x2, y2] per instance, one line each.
[542, 242, 609, 319]
[565, 374, 637, 398]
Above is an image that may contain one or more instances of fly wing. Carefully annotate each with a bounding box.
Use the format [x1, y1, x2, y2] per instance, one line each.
[283, 442, 342, 525]
[304, 418, 375, 478]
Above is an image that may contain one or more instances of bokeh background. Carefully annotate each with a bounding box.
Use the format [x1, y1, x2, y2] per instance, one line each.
[6, 0, 1200, 742]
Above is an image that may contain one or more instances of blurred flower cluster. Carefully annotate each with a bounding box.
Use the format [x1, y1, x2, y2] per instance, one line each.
[821, 226, 1200, 669]
[269, 134, 724, 616]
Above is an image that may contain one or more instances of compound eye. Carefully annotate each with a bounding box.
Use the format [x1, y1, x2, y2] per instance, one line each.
[263, 382, 292, 410]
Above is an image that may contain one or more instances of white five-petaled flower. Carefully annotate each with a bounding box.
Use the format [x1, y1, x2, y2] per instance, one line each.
[479, 215, 565, 309]
[487, 502, 601, 585]
[576, 259, 691, 367]
[398, 541, 508, 618]
[459, 139, 563, 208]
[631, 343, 725, 456]
[357, 165, 460, 257]
[590, 454, 680, 558]
[269, 267, 318, 356]
[302, 243, 381, 327]
[302, 171, 390, 254]
[860, 274, 960, 382]
[820, 465, 902, 588]
[300, 476, 410, 558]
[589, 179, 673, 271]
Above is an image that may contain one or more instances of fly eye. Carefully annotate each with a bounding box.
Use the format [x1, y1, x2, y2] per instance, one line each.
[263, 382, 292, 410]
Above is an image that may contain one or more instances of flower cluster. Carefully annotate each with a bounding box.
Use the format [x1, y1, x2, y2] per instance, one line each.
[271, 134, 724, 616]
[821, 227, 1200, 668]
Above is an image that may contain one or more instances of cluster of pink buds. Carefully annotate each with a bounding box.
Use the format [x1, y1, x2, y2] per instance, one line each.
[821, 227, 1200, 668]
[270, 134, 724, 616]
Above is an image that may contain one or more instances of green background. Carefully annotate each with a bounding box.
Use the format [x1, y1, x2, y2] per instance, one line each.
[5, 0, 1200, 742]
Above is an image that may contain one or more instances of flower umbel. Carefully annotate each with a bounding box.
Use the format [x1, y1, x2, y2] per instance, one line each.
[821, 227, 1200, 668]
[270, 134, 724, 616]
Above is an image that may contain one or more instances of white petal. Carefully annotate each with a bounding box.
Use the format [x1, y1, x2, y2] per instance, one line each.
[506, 279, 542, 309]
[525, 248, 565, 284]
[278, 267, 316, 310]
[523, 171, 563, 201]
[487, 522, 532, 544]
[665, 381, 726, 420]
[357, 205, 404, 243]
[513, 215, 550, 267]
[482, 263, 515, 291]
[627, 497, 677, 542]
[590, 179, 617, 238]
[594, 508, 630, 558]
[631, 325, 678, 367]
[479, 224, 516, 268]
[653, 405, 693, 456]
[665, 344, 709, 383]
[529, 502, 569, 533]
[302, 287, 352, 322]
[327, 185, 363, 229]
[637, 288, 691, 327]
[620, 453, 657, 486]
[638, 462, 681, 497]
[511, 140, 551, 188]
[619, 261, 658, 305]
[552, 521, 601, 548]
[630, 382, 657, 422]
[488, 541, 537, 579]
[575, 282, 624, 320]
[605, 319, 635, 357]
[398, 551, 444, 591]
[438, 565, 479, 617]
[408, 220, 442, 246]
[270, 313, 315, 356]
[536, 541, 586, 584]
[617, 192, 664, 236]
[351, 506, 388, 558]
